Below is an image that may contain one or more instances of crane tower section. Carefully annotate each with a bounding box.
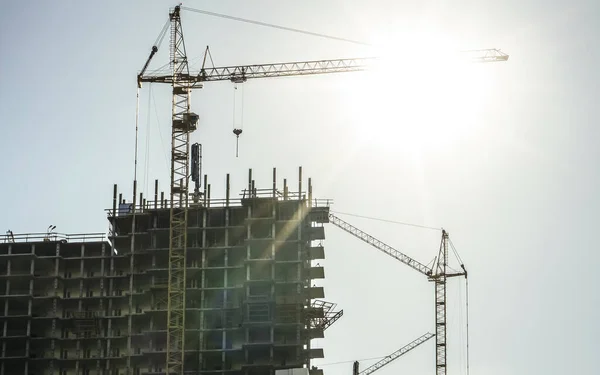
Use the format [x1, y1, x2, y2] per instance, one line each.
[434, 231, 449, 375]
[166, 5, 197, 374]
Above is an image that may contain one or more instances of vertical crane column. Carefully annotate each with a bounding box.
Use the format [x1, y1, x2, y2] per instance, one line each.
[434, 230, 449, 375]
[166, 5, 197, 375]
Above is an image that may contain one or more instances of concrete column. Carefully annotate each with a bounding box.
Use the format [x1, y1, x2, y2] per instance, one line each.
[3, 249, 10, 375]
[98, 243, 106, 373]
[270, 200, 277, 361]
[127, 180, 138, 375]
[49, 243, 60, 375]
[198, 208, 208, 368]
[222, 207, 230, 364]
[106, 246, 115, 373]
[24, 245, 34, 375]
[297, 200, 305, 361]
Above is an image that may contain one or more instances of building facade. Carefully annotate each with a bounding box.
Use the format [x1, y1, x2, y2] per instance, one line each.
[0, 169, 339, 375]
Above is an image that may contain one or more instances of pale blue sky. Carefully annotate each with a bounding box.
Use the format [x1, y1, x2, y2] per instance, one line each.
[1, 1, 599, 374]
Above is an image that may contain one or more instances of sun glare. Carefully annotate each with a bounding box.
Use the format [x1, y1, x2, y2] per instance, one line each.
[343, 32, 495, 156]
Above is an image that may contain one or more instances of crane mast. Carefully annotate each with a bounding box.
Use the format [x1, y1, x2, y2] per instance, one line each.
[166, 6, 196, 374]
[434, 231, 449, 375]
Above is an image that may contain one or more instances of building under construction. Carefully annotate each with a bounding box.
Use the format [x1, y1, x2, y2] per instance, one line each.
[0, 168, 342, 375]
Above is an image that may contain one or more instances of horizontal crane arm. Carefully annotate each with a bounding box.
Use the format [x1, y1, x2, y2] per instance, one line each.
[139, 57, 374, 85]
[463, 48, 509, 62]
[358, 333, 435, 375]
[328, 213, 432, 277]
[198, 57, 374, 82]
[138, 48, 508, 85]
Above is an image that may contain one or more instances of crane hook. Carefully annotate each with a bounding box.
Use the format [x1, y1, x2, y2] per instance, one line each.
[233, 129, 242, 157]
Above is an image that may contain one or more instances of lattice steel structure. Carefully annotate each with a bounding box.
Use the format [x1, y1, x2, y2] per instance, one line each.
[166, 6, 197, 375]
[141, 48, 508, 86]
[357, 333, 435, 375]
[328, 215, 465, 375]
[433, 231, 449, 375]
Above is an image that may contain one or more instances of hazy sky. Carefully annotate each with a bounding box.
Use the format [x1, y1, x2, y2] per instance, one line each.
[1, 1, 599, 374]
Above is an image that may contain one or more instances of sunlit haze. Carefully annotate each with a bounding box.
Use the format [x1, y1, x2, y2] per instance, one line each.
[1, 1, 599, 374]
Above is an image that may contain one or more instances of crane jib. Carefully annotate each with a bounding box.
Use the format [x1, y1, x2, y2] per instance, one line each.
[138, 49, 508, 86]
[327, 213, 432, 277]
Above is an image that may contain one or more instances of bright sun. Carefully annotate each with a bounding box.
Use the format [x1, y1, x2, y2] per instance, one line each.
[342, 32, 496, 155]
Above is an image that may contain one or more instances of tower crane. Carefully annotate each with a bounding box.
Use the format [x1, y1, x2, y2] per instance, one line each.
[328, 214, 466, 375]
[136, 5, 507, 374]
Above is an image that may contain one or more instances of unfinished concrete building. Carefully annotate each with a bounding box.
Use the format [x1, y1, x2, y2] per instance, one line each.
[0, 168, 341, 375]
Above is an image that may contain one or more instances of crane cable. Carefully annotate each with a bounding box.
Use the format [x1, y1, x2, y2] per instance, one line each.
[181, 6, 371, 46]
[143, 84, 153, 194]
[154, 19, 170, 48]
[140, 19, 170, 76]
[449, 239, 464, 266]
[330, 210, 441, 231]
[232, 83, 245, 157]
[134, 88, 140, 183]
[448, 238, 470, 375]
[456, 279, 464, 373]
[465, 276, 470, 375]
[150, 86, 170, 171]
[317, 355, 386, 367]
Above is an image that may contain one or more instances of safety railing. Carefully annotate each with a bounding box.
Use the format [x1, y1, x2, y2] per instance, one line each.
[1, 232, 107, 244]
[106, 196, 333, 217]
